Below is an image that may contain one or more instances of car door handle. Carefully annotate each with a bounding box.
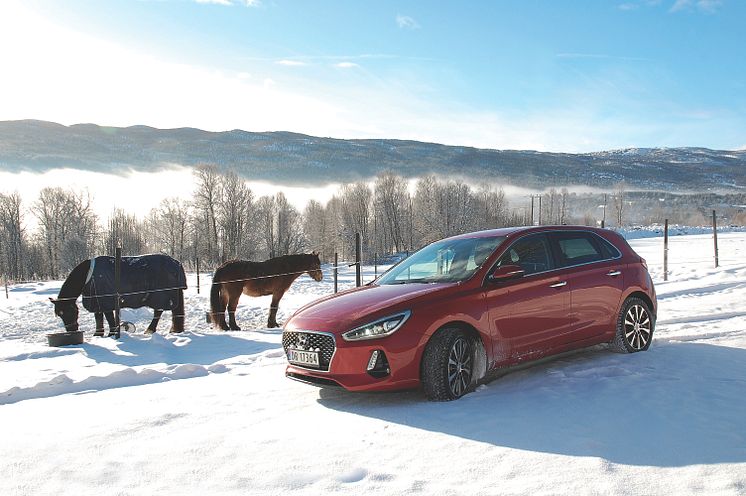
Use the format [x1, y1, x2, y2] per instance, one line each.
[549, 281, 567, 288]
[607, 270, 622, 277]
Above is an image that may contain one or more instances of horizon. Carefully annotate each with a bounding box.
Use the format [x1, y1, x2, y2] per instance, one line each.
[1, 1, 745, 153]
[3, 118, 745, 154]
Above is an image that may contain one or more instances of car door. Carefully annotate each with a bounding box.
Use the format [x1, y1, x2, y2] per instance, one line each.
[548, 231, 625, 342]
[484, 233, 573, 363]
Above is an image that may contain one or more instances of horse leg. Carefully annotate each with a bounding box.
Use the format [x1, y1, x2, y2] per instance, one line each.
[170, 289, 185, 333]
[94, 312, 105, 337]
[216, 285, 231, 331]
[267, 292, 282, 328]
[104, 311, 116, 336]
[146, 309, 163, 334]
[228, 292, 241, 331]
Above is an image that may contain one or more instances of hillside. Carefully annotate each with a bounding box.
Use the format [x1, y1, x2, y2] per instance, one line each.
[0, 119, 745, 191]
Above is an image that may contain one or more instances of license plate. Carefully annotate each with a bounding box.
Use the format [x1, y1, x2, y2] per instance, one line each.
[288, 349, 320, 368]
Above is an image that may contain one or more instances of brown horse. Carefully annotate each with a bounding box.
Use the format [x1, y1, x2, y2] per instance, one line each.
[210, 253, 323, 330]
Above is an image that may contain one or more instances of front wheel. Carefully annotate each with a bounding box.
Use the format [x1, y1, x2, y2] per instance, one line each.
[611, 297, 655, 353]
[422, 328, 475, 401]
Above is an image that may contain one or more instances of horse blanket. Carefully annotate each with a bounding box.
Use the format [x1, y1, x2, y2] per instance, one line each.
[81, 254, 187, 313]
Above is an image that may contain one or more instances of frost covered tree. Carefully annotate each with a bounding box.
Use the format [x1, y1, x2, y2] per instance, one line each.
[33, 187, 97, 277]
[614, 181, 627, 227]
[373, 171, 409, 255]
[193, 164, 221, 264]
[339, 182, 372, 259]
[218, 171, 256, 261]
[0, 192, 26, 281]
[104, 209, 144, 256]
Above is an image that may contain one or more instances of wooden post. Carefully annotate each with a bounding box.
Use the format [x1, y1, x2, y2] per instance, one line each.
[601, 194, 607, 229]
[4, 275, 8, 299]
[663, 219, 669, 282]
[713, 210, 719, 268]
[334, 252, 338, 294]
[538, 196, 542, 225]
[530, 196, 534, 226]
[374, 252, 378, 279]
[196, 256, 200, 295]
[114, 246, 122, 339]
[355, 232, 362, 287]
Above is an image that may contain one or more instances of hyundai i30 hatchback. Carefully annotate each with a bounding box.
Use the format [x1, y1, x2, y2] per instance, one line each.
[282, 226, 656, 401]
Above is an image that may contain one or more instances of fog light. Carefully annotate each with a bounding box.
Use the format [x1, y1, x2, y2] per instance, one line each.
[366, 350, 390, 379]
[367, 350, 380, 371]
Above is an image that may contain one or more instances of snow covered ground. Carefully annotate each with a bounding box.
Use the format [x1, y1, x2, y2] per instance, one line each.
[1, 233, 745, 495]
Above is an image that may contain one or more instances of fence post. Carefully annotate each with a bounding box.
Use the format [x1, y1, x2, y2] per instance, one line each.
[114, 246, 122, 339]
[374, 252, 378, 279]
[355, 232, 362, 287]
[4, 275, 8, 299]
[663, 219, 668, 282]
[713, 210, 719, 268]
[196, 256, 200, 295]
[334, 252, 338, 294]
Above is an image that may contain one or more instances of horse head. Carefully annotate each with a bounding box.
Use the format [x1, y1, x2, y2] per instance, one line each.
[49, 297, 80, 332]
[308, 252, 323, 282]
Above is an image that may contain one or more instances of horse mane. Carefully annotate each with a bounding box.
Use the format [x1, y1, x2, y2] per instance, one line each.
[261, 254, 317, 274]
[58, 259, 91, 301]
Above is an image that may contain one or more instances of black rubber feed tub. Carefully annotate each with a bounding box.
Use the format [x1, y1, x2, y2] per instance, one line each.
[47, 331, 85, 347]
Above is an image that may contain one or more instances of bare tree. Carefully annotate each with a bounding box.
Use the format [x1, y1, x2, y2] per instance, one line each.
[340, 182, 372, 259]
[275, 193, 305, 256]
[614, 181, 627, 227]
[303, 199, 327, 257]
[373, 171, 409, 254]
[218, 171, 256, 261]
[560, 188, 569, 225]
[149, 197, 190, 261]
[256, 195, 277, 258]
[104, 209, 145, 256]
[193, 164, 221, 264]
[33, 187, 97, 277]
[0, 192, 26, 281]
[475, 184, 508, 230]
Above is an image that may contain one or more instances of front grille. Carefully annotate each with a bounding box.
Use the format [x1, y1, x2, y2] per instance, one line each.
[282, 331, 336, 372]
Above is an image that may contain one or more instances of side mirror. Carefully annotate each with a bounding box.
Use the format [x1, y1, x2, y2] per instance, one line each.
[488, 264, 525, 282]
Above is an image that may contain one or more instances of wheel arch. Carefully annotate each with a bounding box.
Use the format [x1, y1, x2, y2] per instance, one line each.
[418, 320, 489, 384]
[625, 290, 656, 319]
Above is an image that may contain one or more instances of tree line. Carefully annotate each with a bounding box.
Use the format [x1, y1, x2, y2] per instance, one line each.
[2, 165, 626, 282]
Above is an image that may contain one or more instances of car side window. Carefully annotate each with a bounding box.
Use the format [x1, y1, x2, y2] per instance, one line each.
[496, 234, 553, 275]
[553, 233, 604, 267]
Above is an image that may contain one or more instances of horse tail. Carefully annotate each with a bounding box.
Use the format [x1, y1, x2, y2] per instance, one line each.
[209, 266, 224, 327]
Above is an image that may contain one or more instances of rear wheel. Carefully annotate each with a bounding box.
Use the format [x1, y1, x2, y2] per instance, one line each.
[611, 297, 654, 353]
[422, 328, 475, 401]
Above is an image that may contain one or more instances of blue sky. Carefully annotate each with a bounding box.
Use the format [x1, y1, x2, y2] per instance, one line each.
[0, 0, 744, 151]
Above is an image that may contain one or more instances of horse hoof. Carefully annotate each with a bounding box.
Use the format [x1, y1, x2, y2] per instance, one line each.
[145, 328, 156, 334]
[93, 332, 104, 337]
[229, 326, 241, 331]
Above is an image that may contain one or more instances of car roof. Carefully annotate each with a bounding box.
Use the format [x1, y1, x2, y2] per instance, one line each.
[443, 225, 612, 242]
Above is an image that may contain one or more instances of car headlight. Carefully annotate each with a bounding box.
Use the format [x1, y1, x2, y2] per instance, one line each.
[342, 310, 412, 342]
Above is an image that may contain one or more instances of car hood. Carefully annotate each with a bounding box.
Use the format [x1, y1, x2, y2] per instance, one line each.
[286, 282, 454, 334]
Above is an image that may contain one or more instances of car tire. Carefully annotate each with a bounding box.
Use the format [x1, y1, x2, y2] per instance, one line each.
[422, 327, 475, 401]
[611, 297, 655, 353]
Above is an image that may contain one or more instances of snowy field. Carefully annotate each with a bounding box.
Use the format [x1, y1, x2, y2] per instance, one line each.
[1, 232, 745, 495]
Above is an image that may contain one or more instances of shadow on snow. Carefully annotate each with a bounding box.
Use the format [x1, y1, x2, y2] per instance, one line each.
[317, 341, 746, 467]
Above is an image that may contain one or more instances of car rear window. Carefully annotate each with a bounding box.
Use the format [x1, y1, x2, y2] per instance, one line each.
[552, 232, 620, 267]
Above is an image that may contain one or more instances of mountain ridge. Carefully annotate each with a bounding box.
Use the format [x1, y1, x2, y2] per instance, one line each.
[1, 119, 744, 191]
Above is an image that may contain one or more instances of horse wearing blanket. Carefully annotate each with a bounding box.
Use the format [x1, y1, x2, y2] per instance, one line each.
[51, 254, 187, 335]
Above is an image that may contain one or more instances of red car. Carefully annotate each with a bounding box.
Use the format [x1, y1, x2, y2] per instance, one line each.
[282, 226, 656, 400]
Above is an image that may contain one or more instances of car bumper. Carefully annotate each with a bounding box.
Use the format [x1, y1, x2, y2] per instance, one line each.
[283, 331, 425, 392]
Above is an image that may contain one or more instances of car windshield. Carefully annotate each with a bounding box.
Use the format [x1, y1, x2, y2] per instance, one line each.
[377, 236, 506, 285]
